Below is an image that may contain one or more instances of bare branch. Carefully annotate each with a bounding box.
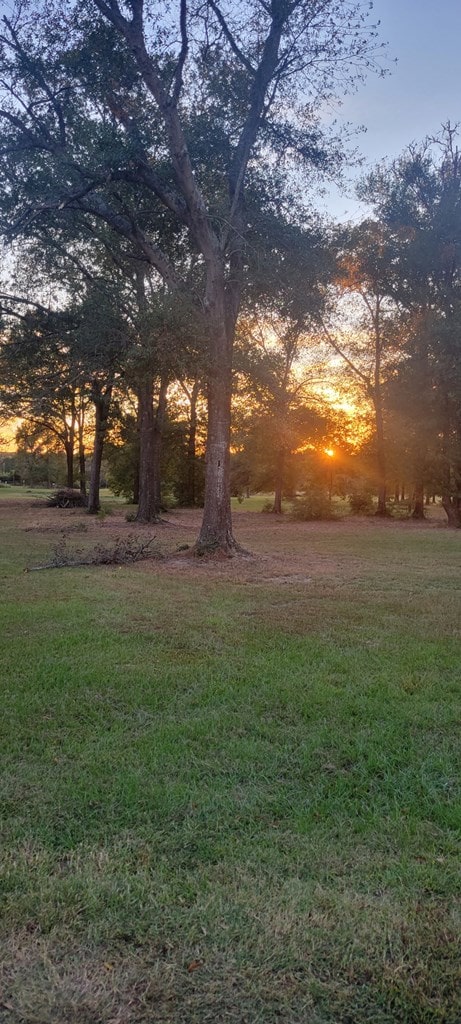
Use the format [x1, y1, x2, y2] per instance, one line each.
[318, 317, 371, 391]
[207, 0, 254, 73]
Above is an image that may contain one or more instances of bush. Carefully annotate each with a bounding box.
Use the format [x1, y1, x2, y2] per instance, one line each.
[348, 490, 374, 515]
[290, 488, 336, 521]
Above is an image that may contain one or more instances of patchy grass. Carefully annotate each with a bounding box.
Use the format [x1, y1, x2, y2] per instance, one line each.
[0, 496, 460, 1023]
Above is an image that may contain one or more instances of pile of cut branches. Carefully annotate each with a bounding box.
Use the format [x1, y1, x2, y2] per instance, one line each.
[47, 488, 88, 508]
[26, 534, 161, 571]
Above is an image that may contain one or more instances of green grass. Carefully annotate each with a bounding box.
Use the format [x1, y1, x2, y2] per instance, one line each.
[1, 497, 460, 1022]
[230, 492, 349, 513]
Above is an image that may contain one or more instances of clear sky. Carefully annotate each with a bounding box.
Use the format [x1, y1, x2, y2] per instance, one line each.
[320, 0, 461, 220]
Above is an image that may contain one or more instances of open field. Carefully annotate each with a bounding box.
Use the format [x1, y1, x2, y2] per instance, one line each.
[1, 491, 460, 1023]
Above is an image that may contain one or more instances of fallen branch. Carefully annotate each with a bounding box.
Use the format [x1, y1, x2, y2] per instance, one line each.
[25, 534, 161, 571]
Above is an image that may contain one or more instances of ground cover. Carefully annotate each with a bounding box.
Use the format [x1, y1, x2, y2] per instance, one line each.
[1, 492, 460, 1023]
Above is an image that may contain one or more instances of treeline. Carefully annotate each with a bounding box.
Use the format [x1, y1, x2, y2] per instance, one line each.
[0, 3, 460, 536]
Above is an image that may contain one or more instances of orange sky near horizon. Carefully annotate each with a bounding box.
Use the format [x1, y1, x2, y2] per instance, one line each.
[0, 418, 19, 450]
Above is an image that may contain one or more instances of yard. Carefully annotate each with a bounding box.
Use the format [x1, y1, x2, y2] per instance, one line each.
[1, 490, 460, 1023]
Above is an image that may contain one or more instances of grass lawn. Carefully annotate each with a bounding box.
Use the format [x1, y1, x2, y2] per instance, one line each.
[1, 494, 460, 1023]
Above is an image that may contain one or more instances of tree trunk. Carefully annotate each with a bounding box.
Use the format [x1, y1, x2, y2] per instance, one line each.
[136, 375, 158, 522]
[65, 441, 74, 489]
[442, 495, 461, 527]
[78, 437, 86, 496]
[197, 373, 234, 551]
[411, 480, 426, 519]
[133, 268, 160, 523]
[197, 275, 236, 554]
[88, 383, 112, 514]
[133, 461, 140, 505]
[184, 379, 200, 507]
[74, 395, 86, 495]
[372, 309, 388, 517]
[272, 448, 285, 514]
[441, 419, 461, 526]
[374, 401, 387, 516]
[153, 376, 168, 513]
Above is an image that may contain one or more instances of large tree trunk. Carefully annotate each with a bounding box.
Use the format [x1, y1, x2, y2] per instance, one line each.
[88, 383, 112, 515]
[136, 375, 158, 523]
[197, 276, 237, 554]
[442, 495, 461, 527]
[197, 371, 234, 552]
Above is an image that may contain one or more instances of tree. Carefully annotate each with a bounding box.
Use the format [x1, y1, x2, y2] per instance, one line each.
[362, 126, 461, 525]
[237, 315, 328, 512]
[0, 305, 90, 489]
[322, 220, 402, 515]
[74, 283, 129, 512]
[0, 0, 386, 552]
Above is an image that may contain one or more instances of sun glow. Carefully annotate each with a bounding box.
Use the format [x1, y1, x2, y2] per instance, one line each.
[324, 447, 335, 458]
[0, 418, 21, 449]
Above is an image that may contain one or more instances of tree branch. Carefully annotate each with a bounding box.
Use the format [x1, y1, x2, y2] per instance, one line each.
[172, 0, 189, 103]
[318, 317, 371, 391]
[207, 1, 255, 73]
[78, 194, 183, 289]
[93, 0, 218, 260]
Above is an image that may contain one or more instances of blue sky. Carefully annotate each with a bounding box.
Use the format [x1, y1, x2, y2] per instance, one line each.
[321, 0, 461, 219]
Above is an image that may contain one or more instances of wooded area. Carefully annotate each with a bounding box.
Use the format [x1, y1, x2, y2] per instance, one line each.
[0, 0, 460, 544]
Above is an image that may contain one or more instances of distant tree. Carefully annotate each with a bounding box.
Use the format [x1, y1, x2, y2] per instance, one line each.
[322, 220, 403, 515]
[0, 306, 89, 489]
[166, 378, 206, 507]
[237, 315, 328, 512]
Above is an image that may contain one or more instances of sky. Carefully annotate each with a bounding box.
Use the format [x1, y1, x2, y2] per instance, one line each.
[319, 0, 461, 219]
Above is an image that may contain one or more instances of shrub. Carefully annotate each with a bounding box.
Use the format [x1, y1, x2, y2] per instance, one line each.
[348, 490, 374, 515]
[290, 488, 336, 521]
